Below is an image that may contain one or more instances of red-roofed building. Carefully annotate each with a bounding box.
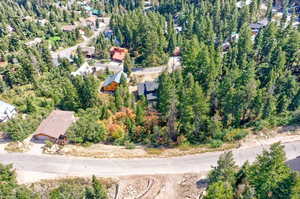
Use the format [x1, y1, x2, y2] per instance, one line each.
[110, 47, 128, 62]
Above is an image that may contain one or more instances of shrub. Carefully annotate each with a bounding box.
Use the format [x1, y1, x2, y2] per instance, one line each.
[124, 141, 136, 149]
[209, 139, 223, 148]
[252, 120, 271, 132]
[44, 140, 54, 148]
[223, 129, 248, 142]
[0, 116, 40, 141]
[67, 117, 107, 144]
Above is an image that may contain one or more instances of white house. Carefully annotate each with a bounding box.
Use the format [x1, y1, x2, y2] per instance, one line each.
[236, 0, 252, 8]
[0, 101, 17, 122]
[71, 62, 94, 76]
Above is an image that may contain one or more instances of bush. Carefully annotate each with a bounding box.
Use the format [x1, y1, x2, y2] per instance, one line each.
[67, 117, 107, 144]
[252, 120, 271, 132]
[288, 110, 300, 125]
[124, 141, 136, 149]
[0, 116, 40, 141]
[223, 129, 248, 142]
[44, 140, 54, 148]
[209, 139, 223, 148]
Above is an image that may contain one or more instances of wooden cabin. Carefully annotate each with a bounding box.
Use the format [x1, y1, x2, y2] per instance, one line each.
[101, 71, 128, 92]
[34, 110, 76, 144]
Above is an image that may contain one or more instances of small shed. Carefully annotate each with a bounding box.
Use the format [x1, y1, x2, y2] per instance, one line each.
[102, 71, 128, 92]
[34, 110, 76, 144]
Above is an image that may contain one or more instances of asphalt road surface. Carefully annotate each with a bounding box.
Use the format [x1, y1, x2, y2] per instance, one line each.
[51, 20, 109, 66]
[0, 141, 300, 183]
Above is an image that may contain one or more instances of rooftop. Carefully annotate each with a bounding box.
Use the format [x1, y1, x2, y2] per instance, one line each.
[34, 110, 75, 139]
[102, 71, 128, 87]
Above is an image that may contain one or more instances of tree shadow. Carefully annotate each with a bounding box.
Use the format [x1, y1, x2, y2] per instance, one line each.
[277, 125, 300, 134]
[0, 133, 11, 144]
[286, 157, 300, 172]
[196, 179, 208, 189]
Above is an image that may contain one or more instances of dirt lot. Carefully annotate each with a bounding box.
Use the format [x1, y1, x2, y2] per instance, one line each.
[59, 126, 300, 159]
[30, 173, 206, 199]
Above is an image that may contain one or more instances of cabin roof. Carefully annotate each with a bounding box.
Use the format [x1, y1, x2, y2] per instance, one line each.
[102, 71, 127, 87]
[145, 81, 159, 92]
[34, 110, 75, 139]
[146, 93, 158, 101]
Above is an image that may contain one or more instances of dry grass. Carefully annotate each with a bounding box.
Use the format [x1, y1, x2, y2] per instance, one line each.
[5, 142, 30, 153]
[145, 148, 165, 155]
[60, 142, 239, 159]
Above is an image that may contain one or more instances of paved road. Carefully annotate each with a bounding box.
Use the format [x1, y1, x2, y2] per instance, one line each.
[51, 20, 110, 66]
[0, 141, 300, 183]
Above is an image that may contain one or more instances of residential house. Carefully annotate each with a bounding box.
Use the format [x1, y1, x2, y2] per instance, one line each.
[6, 25, 14, 33]
[92, 9, 102, 16]
[22, 16, 33, 22]
[104, 29, 114, 39]
[110, 47, 128, 62]
[79, 29, 85, 36]
[33, 110, 76, 144]
[222, 42, 231, 51]
[138, 81, 159, 106]
[250, 18, 268, 34]
[173, 47, 181, 56]
[236, 0, 252, 8]
[38, 19, 49, 26]
[25, 38, 42, 47]
[0, 101, 17, 122]
[222, 33, 240, 51]
[0, 61, 7, 68]
[81, 46, 95, 58]
[85, 16, 97, 29]
[101, 71, 128, 92]
[71, 62, 95, 76]
[62, 25, 77, 32]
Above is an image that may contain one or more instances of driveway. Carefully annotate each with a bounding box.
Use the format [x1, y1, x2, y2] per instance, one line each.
[131, 57, 181, 75]
[1, 140, 300, 183]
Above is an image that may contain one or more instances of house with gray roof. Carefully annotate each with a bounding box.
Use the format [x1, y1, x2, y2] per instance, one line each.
[101, 71, 128, 92]
[138, 81, 159, 105]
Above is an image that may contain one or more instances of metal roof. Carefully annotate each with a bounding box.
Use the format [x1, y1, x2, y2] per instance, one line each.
[146, 93, 157, 101]
[102, 71, 127, 87]
[138, 83, 145, 96]
[145, 81, 159, 92]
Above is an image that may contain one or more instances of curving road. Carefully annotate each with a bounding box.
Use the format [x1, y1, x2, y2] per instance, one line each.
[51, 19, 110, 66]
[1, 141, 300, 183]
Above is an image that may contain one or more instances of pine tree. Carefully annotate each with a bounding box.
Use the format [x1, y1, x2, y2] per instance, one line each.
[248, 143, 293, 199]
[135, 102, 145, 125]
[204, 181, 234, 199]
[123, 53, 133, 75]
[85, 175, 108, 199]
[208, 151, 237, 185]
[114, 87, 123, 111]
